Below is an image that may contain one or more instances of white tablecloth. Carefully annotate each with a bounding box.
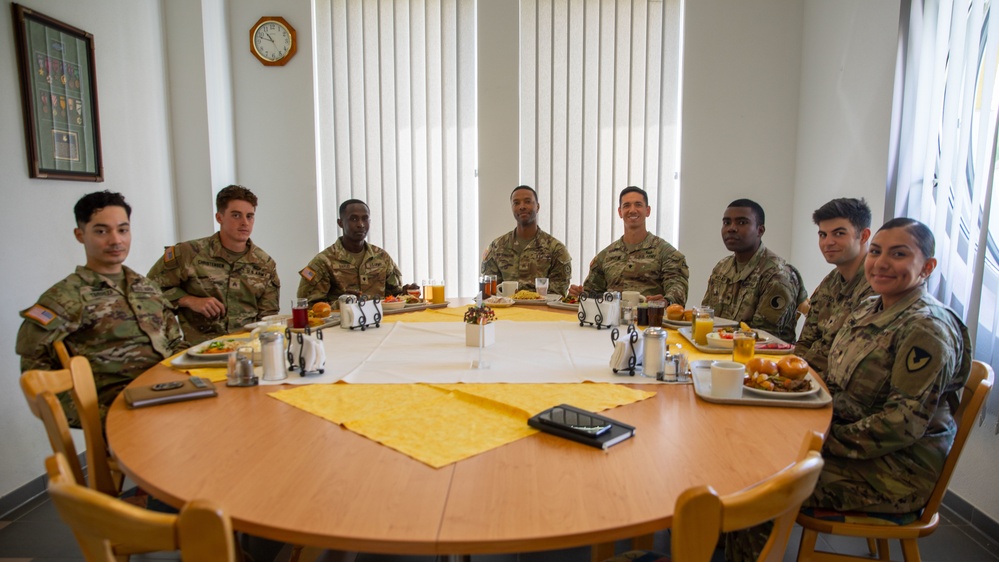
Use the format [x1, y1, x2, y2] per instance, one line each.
[271, 320, 655, 385]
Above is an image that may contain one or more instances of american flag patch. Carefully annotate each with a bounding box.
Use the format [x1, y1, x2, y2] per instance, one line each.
[24, 304, 57, 326]
[300, 266, 317, 281]
[164, 246, 176, 263]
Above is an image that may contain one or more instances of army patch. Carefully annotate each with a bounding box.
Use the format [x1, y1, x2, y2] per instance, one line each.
[770, 295, 785, 310]
[163, 246, 177, 263]
[906, 347, 932, 372]
[300, 266, 317, 282]
[23, 304, 58, 326]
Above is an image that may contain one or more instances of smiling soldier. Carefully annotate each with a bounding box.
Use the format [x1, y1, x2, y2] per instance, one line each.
[569, 186, 688, 305]
[701, 198, 806, 342]
[148, 185, 280, 345]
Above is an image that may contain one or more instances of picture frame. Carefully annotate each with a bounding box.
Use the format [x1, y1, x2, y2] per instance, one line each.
[12, 3, 103, 181]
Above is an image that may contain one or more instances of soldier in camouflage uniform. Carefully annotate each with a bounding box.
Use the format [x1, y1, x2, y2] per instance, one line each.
[702, 199, 805, 343]
[725, 219, 971, 562]
[481, 185, 572, 295]
[794, 198, 875, 373]
[298, 199, 416, 305]
[148, 185, 280, 345]
[569, 186, 689, 305]
[16, 191, 187, 426]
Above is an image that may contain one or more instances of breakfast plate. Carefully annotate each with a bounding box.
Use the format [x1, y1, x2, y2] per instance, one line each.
[743, 372, 822, 399]
[513, 298, 548, 305]
[677, 327, 793, 355]
[547, 300, 580, 311]
[704, 329, 773, 349]
[662, 317, 739, 328]
[186, 336, 257, 359]
[483, 297, 514, 308]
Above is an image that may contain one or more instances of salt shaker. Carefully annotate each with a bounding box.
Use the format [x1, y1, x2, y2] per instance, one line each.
[642, 326, 667, 379]
[260, 331, 287, 381]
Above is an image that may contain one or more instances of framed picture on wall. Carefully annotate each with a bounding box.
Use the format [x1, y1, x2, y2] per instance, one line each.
[12, 3, 103, 182]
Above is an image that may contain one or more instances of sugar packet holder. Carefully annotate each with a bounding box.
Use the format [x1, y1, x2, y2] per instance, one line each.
[338, 294, 383, 331]
[577, 291, 621, 329]
[609, 325, 644, 375]
[285, 326, 326, 376]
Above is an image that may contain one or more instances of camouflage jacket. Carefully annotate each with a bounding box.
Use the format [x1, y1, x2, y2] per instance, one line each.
[701, 244, 804, 342]
[16, 266, 187, 424]
[582, 233, 689, 306]
[822, 288, 971, 512]
[147, 233, 280, 345]
[297, 238, 405, 305]
[480, 228, 572, 295]
[794, 261, 874, 374]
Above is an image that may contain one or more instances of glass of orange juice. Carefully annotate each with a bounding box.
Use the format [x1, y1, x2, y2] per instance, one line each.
[431, 279, 446, 304]
[732, 329, 756, 364]
[692, 306, 714, 345]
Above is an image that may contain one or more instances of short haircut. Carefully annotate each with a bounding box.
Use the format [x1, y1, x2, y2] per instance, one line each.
[510, 185, 538, 200]
[338, 198, 369, 218]
[727, 198, 765, 226]
[619, 186, 648, 206]
[877, 217, 935, 258]
[74, 191, 131, 226]
[812, 197, 872, 232]
[216, 185, 258, 212]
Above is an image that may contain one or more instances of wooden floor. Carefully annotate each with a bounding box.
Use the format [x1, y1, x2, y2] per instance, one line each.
[1, 492, 998, 562]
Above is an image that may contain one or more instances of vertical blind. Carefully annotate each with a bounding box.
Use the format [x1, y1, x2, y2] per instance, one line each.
[888, 0, 999, 412]
[520, 0, 683, 285]
[316, 0, 478, 297]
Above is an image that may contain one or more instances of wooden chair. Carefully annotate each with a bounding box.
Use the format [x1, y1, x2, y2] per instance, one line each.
[796, 359, 994, 562]
[54, 340, 73, 368]
[604, 430, 824, 562]
[20, 356, 122, 496]
[46, 452, 236, 562]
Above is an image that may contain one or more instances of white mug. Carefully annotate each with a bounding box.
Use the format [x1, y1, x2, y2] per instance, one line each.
[710, 360, 746, 399]
[621, 291, 647, 308]
[497, 281, 519, 297]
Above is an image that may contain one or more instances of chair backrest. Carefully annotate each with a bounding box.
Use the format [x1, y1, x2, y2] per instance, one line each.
[916, 359, 994, 524]
[672, 431, 824, 562]
[53, 340, 72, 369]
[20, 356, 118, 496]
[46, 453, 236, 562]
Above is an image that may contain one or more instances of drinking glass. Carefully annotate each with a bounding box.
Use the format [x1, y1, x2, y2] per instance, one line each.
[635, 303, 650, 328]
[488, 275, 498, 297]
[480, 275, 493, 297]
[422, 279, 433, 303]
[646, 301, 666, 327]
[692, 306, 715, 345]
[535, 277, 549, 297]
[431, 279, 446, 304]
[732, 329, 756, 364]
[291, 298, 309, 329]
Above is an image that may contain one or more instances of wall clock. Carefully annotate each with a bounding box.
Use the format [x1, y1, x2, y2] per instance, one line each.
[250, 16, 296, 66]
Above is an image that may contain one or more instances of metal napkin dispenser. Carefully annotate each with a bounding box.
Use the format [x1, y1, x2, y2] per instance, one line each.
[578, 291, 621, 329]
[338, 295, 383, 331]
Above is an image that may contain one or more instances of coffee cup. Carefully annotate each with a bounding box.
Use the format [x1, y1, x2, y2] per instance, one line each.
[710, 360, 745, 399]
[497, 281, 519, 297]
[621, 291, 646, 308]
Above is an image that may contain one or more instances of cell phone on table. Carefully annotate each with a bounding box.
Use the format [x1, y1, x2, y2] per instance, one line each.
[537, 406, 612, 437]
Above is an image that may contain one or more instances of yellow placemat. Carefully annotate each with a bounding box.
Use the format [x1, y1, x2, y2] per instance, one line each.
[270, 383, 654, 468]
[384, 305, 571, 323]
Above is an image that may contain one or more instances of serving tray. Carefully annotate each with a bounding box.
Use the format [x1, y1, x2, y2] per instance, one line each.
[690, 360, 831, 409]
[676, 327, 794, 356]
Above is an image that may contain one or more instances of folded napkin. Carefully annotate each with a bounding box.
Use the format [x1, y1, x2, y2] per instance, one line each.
[289, 334, 326, 373]
[610, 336, 644, 372]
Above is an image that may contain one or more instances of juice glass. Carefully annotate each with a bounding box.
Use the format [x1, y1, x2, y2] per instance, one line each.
[431, 280, 446, 304]
[291, 298, 309, 329]
[488, 275, 498, 297]
[732, 330, 756, 364]
[692, 307, 714, 345]
[422, 279, 433, 303]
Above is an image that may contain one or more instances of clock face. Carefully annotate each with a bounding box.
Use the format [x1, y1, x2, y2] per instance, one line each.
[253, 20, 293, 62]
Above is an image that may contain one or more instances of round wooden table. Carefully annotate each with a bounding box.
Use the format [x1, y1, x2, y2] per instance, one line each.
[107, 361, 831, 559]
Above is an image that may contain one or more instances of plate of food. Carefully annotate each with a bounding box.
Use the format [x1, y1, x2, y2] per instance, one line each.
[662, 305, 739, 328]
[547, 295, 580, 311]
[381, 296, 407, 311]
[186, 336, 257, 359]
[403, 295, 425, 307]
[742, 356, 819, 398]
[704, 327, 773, 349]
[511, 289, 548, 304]
[483, 296, 515, 308]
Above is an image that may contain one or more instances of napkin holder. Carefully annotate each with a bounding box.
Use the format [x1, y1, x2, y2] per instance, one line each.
[578, 291, 620, 329]
[338, 295, 383, 331]
[285, 327, 325, 376]
[610, 325, 643, 376]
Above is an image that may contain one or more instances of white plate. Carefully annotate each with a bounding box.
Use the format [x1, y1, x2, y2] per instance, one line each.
[186, 336, 256, 359]
[382, 301, 407, 311]
[547, 300, 580, 311]
[743, 373, 822, 399]
[514, 298, 548, 305]
[705, 330, 772, 349]
[663, 317, 739, 328]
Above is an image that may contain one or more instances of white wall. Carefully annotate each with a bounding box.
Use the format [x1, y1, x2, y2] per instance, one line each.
[0, 0, 178, 501]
